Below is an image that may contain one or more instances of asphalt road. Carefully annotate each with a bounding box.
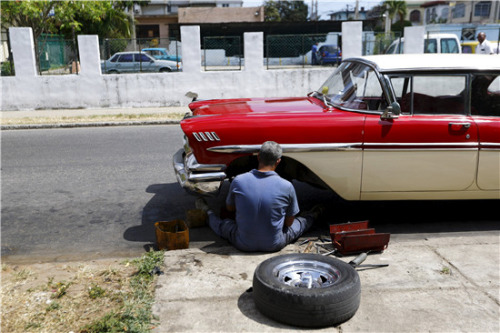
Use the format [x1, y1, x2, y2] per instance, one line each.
[1, 125, 199, 262]
[2, 125, 499, 263]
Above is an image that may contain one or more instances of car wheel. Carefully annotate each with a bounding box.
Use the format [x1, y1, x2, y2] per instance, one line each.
[159, 68, 171, 72]
[107, 70, 118, 74]
[252, 253, 361, 328]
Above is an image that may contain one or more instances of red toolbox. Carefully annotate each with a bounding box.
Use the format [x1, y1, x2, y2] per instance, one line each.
[329, 221, 390, 255]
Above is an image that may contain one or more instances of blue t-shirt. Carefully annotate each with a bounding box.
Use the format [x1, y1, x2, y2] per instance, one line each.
[226, 169, 299, 251]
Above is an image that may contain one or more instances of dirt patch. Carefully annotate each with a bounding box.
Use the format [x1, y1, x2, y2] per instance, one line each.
[1, 258, 139, 332]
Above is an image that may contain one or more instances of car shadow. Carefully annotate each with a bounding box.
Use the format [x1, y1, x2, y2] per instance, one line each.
[126, 181, 499, 252]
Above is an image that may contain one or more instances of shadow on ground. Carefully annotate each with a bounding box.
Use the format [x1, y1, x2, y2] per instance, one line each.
[125, 180, 500, 251]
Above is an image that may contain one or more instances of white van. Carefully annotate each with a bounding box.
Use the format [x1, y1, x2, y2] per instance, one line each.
[385, 33, 461, 54]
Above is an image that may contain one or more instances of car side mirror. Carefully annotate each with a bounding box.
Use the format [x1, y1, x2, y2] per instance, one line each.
[381, 102, 401, 120]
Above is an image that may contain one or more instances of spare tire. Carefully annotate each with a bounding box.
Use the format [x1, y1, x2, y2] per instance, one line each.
[252, 253, 361, 328]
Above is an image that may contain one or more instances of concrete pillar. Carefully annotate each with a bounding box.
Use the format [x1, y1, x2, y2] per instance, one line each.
[342, 21, 363, 59]
[181, 26, 201, 73]
[404, 26, 425, 54]
[77, 35, 101, 76]
[9, 27, 37, 77]
[244, 32, 264, 72]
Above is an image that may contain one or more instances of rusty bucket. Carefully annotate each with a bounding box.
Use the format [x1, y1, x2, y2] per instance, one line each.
[155, 220, 189, 250]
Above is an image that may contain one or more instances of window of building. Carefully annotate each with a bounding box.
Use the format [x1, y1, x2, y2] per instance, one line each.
[452, 3, 465, 18]
[410, 10, 421, 23]
[136, 25, 160, 39]
[474, 1, 491, 17]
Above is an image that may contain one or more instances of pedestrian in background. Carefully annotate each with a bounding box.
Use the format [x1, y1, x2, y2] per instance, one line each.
[476, 32, 493, 54]
[311, 42, 319, 65]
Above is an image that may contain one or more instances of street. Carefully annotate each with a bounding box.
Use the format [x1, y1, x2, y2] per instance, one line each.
[2, 125, 499, 263]
[1, 125, 198, 262]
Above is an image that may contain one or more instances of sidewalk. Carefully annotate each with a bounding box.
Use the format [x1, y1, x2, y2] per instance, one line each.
[153, 230, 500, 332]
[1, 106, 189, 129]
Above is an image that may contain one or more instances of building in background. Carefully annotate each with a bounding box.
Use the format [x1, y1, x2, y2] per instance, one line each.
[133, 0, 263, 40]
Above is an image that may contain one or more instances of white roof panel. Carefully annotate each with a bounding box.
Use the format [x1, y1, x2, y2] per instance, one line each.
[353, 54, 500, 72]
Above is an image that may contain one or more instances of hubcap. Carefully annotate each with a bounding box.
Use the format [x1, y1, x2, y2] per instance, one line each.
[272, 259, 341, 289]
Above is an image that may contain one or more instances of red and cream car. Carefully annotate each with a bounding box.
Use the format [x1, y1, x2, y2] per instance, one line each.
[173, 54, 500, 200]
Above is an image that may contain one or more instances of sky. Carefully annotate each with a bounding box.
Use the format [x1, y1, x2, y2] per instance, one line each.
[242, 0, 382, 20]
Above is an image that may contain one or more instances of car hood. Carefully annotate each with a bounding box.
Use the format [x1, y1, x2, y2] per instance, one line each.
[189, 97, 325, 115]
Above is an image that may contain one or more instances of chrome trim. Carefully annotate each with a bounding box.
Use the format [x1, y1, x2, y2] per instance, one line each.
[172, 149, 226, 196]
[186, 153, 226, 172]
[480, 143, 500, 151]
[192, 131, 221, 142]
[207, 143, 363, 154]
[363, 142, 479, 151]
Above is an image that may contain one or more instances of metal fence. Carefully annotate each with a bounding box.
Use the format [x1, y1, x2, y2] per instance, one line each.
[266, 34, 335, 69]
[100, 38, 181, 74]
[203, 36, 242, 71]
[36, 34, 79, 75]
[363, 32, 402, 56]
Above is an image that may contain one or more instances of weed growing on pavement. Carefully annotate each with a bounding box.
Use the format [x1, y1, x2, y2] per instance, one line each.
[82, 250, 165, 333]
[1, 252, 164, 333]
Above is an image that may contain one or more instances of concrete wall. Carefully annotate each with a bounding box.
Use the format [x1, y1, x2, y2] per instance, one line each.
[1, 23, 362, 111]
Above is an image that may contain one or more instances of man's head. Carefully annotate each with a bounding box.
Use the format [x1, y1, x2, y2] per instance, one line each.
[258, 141, 282, 168]
[477, 32, 486, 43]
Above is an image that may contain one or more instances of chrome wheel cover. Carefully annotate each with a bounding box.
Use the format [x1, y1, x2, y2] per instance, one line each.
[272, 259, 341, 289]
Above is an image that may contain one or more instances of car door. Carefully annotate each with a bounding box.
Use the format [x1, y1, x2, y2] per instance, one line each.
[362, 74, 479, 197]
[135, 54, 154, 72]
[116, 54, 135, 73]
[471, 73, 500, 192]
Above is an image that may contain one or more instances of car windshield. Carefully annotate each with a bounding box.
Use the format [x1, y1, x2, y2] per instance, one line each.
[314, 61, 387, 111]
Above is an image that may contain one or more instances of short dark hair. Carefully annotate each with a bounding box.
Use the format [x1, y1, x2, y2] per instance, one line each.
[259, 141, 282, 166]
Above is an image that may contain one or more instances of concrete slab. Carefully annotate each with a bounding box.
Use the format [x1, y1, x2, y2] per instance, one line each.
[153, 230, 500, 332]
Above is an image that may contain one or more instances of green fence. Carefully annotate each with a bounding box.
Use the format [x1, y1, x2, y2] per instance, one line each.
[37, 34, 79, 75]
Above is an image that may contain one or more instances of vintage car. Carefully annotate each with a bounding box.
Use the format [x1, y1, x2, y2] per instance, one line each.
[173, 54, 500, 201]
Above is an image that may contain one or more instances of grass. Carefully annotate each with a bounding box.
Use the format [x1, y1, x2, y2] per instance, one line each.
[82, 250, 164, 333]
[1, 251, 165, 333]
[1, 113, 185, 125]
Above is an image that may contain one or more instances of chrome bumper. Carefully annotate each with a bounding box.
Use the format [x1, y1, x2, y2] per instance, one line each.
[173, 148, 227, 196]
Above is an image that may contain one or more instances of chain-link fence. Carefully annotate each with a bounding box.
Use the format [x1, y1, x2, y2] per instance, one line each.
[1, 32, 15, 76]
[100, 38, 181, 74]
[363, 32, 402, 56]
[266, 34, 338, 69]
[202, 36, 241, 71]
[36, 34, 79, 75]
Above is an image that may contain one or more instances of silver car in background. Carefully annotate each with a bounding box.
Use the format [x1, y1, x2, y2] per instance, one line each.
[101, 51, 181, 74]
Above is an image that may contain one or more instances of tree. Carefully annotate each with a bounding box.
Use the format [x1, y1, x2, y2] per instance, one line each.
[0, 1, 132, 41]
[383, 0, 407, 32]
[264, 0, 309, 22]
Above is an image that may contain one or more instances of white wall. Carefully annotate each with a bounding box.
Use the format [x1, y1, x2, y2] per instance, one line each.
[1, 25, 363, 111]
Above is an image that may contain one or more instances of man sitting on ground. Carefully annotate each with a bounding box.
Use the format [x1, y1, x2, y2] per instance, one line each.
[196, 141, 323, 252]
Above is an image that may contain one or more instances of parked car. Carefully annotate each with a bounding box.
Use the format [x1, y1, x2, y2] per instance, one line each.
[385, 33, 461, 54]
[101, 52, 181, 74]
[142, 47, 182, 62]
[461, 41, 500, 54]
[173, 54, 499, 201]
[317, 45, 341, 65]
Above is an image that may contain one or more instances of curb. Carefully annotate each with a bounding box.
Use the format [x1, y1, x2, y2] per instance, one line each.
[1, 120, 181, 130]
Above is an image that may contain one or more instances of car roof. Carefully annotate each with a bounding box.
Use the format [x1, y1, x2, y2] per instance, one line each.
[352, 54, 500, 72]
[115, 51, 152, 55]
